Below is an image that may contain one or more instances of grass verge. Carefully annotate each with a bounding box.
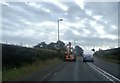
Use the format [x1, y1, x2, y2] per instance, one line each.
[95, 56, 119, 64]
[0, 71, 2, 82]
[2, 58, 62, 81]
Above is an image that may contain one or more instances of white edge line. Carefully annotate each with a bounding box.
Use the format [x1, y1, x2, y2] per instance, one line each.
[53, 73, 57, 76]
[89, 63, 120, 82]
[40, 72, 57, 81]
[87, 62, 115, 83]
[40, 73, 51, 81]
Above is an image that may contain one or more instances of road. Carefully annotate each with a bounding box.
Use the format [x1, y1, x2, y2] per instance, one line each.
[16, 57, 119, 82]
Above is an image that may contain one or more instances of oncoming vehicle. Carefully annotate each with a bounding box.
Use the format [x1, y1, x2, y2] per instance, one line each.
[83, 54, 94, 62]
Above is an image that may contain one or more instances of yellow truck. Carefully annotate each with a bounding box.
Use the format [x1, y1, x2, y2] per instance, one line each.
[64, 51, 76, 61]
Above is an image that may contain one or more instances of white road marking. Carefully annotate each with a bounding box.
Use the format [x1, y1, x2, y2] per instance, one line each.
[53, 73, 57, 76]
[39, 73, 51, 81]
[89, 62, 120, 82]
[87, 62, 115, 83]
[40, 72, 57, 81]
[39, 63, 64, 81]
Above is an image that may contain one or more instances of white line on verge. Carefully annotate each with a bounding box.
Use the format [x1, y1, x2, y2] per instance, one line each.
[89, 62, 120, 82]
[39, 73, 51, 81]
[53, 73, 57, 76]
[87, 62, 115, 83]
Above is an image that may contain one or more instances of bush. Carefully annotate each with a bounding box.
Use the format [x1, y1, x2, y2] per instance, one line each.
[94, 47, 120, 60]
[2, 44, 64, 70]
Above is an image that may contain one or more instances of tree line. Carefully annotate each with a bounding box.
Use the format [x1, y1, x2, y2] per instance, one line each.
[93, 47, 120, 60]
[2, 40, 85, 70]
[2, 41, 65, 71]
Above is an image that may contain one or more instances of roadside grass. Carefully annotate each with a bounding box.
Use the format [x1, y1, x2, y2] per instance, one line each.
[95, 56, 120, 64]
[0, 71, 2, 82]
[2, 58, 62, 81]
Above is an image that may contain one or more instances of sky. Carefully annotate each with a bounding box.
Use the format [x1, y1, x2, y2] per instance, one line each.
[1, 0, 119, 54]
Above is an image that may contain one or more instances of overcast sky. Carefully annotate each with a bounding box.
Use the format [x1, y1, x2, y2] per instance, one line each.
[1, 0, 119, 54]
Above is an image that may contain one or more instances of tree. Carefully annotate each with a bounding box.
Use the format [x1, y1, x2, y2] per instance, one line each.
[33, 41, 65, 50]
[75, 46, 84, 56]
[47, 42, 56, 49]
[56, 40, 65, 49]
[34, 42, 47, 48]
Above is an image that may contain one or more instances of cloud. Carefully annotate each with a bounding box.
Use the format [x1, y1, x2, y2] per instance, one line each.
[85, 9, 92, 16]
[1, 1, 118, 54]
[89, 20, 106, 35]
[111, 25, 117, 30]
[72, 30, 80, 35]
[49, 1, 69, 11]
[74, 0, 85, 10]
[93, 15, 102, 21]
[1, 1, 10, 7]
[25, 2, 41, 8]
[36, 21, 55, 28]
[100, 34, 117, 40]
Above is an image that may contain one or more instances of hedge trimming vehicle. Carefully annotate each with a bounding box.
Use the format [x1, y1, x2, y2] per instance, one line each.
[64, 52, 76, 61]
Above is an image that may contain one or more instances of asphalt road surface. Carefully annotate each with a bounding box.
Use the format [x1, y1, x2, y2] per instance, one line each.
[16, 57, 120, 82]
